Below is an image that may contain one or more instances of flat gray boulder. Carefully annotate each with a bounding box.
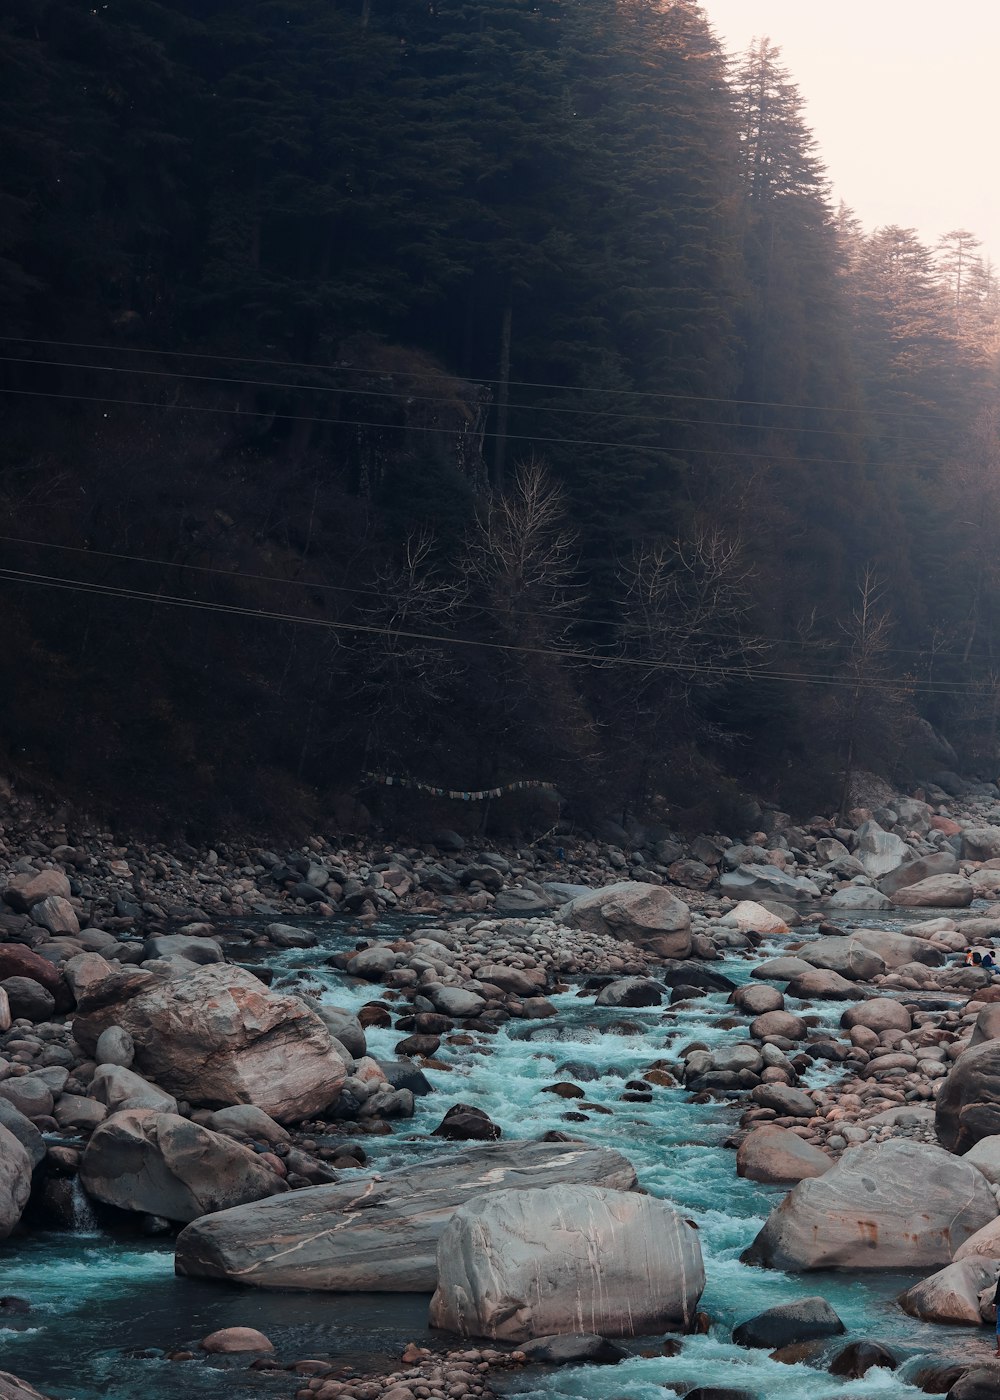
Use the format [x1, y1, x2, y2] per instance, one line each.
[142, 934, 223, 965]
[827, 887, 890, 911]
[742, 1140, 996, 1271]
[720, 865, 820, 903]
[0, 1102, 44, 1169]
[561, 882, 691, 958]
[80, 1108, 287, 1222]
[175, 1141, 638, 1291]
[428, 1185, 704, 1340]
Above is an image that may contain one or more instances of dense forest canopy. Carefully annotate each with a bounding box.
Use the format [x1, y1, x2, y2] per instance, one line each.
[1, 0, 998, 836]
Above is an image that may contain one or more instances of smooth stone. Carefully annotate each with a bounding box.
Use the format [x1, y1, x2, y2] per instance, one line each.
[561, 882, 691, 959]
[175, 1141, 639, 1291]
[937, 1041, 1000, 1152]
[80, 1109, 287, 1222]
[743, 1140, 997, 1271]
[736, 1126, 831, 1184]
[200, 1327, 273, 1354]
[428, 1184, 704, 1340]
[732, 1295, 844, 1349]
[899, 1258, 1000, 1325]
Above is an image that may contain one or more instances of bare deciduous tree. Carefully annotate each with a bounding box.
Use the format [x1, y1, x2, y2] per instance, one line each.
[619, 524, 764, 693]
[463, 455, 580, 646]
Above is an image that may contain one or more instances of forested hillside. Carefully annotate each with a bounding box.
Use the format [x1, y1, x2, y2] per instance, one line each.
[2, 0, 999, 836]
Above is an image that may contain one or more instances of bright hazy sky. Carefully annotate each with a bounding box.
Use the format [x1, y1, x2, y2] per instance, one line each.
[702, 0, 1000, 263]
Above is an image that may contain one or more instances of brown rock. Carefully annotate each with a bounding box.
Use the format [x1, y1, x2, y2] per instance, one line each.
[736, 1125, 832, 1184]
[73, 966, 346, 1124]
[0, 945, 61, 994]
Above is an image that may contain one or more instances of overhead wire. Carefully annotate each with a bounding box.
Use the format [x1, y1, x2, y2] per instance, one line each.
[0, 384, 948, 471]
[0, 560, 989, 697]
[0, 334, 947, 424]
[0, 351, 875, 442]
[0, 530, 969, 662]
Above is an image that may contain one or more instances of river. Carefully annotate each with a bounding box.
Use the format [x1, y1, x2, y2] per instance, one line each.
[4, 911, 993, 1399]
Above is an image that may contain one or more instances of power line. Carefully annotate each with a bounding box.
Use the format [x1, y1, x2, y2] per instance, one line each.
[0, 334, 947, 425]
[0, 384, 948, 471]
[0, 351, 875, 443]
[0, 531, 958, 660]
[0, 560, 989, 696]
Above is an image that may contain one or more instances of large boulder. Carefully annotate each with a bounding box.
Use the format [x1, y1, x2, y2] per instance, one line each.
[937, 1041, 1000, 1152]
[0, 1124, 31, 1239]
[3, 869, 71, 910]
[801, 937, 886, 981]
[849, 926, 946, 968]
[594, 977, 664, 1008]
[72, 965, 346, 1124]
[891, 875, 975, 909]
[79, 1109, 287, 1222]
[427, 1185, 704, 1340]
[735, 1126, 831, 1184]
[742, 1140, 997, 1271]
[854, 821, 909, 878]
[561, 882, 691, 958]
[899, 1258, 1000, 1325]
[175, 1141, 638, 1291]
[880, 851, 959, 897]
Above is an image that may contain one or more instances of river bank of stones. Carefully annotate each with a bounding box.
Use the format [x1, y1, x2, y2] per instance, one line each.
[10, 779, 1000, 1399]
[2, 765, 999, 944]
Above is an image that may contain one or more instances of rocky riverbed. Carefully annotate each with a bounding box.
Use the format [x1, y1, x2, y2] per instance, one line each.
[9, 776, 1000, 1399]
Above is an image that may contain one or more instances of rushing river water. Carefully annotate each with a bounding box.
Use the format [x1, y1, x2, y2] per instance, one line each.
[4, 911, 996, 1399]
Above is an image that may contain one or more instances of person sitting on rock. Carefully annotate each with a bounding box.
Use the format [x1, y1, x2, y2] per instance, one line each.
[965, 947, 976, 965]
[983, 950, 997, 976]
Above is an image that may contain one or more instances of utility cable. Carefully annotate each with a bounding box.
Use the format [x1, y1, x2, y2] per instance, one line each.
[0, 385, 957, 471]
[0, 530, 960, 660]
[0, 334, 954, 425]
[0, 352, 878, 442]
[0, 561, 990, 696]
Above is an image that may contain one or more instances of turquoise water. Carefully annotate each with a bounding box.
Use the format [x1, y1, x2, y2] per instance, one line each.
[5, 920, 992, 1399]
